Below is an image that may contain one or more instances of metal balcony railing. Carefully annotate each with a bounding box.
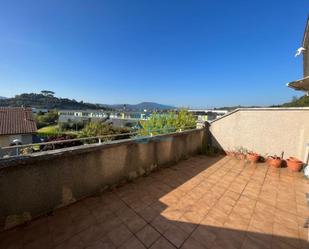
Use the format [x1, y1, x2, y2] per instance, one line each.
[0, 126, 199, 159]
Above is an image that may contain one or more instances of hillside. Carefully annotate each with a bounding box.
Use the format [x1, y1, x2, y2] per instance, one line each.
[0, 93, 109, 110]
[215, 105, 262, 111]
[216, 95, 309, 110]
[0, 96, 6, 99]
[105, 102, 175, 111]
[281, 95, 309, 107]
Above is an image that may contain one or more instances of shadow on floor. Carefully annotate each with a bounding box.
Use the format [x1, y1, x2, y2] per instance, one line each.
[0, 155, 308, 249]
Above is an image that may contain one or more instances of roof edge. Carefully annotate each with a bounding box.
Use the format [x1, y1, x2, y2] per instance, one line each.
[302, 15, 309, 48]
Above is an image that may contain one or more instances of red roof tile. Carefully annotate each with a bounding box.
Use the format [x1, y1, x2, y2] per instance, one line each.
[0, 107, 37, 135]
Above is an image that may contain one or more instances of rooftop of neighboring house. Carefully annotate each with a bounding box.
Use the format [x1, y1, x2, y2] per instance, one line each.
[0, 107, 37, 135]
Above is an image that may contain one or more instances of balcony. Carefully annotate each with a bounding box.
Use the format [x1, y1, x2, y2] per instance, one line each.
[0, 155, 308, 249]
[0, 108, 308, 248]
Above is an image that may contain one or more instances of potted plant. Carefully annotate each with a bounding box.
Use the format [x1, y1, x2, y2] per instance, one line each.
[267, 155, 282, 168]
[286, 157, 303, 172]
[247, 151, 260, 163]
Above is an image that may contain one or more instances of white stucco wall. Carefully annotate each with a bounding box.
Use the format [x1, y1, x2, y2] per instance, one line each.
[210, 108, 309, 161]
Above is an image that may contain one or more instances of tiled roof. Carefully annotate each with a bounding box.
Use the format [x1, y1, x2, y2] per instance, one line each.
[0, 107, 37, 135]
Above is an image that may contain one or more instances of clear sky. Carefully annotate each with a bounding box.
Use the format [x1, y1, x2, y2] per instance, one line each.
[0, 0, 308, 108]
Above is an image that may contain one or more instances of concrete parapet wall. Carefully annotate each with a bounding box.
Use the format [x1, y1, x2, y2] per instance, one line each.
[210, 108, 309, 161]
[0, 129, 207, 231]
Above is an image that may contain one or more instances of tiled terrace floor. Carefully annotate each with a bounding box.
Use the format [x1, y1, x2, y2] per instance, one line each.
[1, 156, 309, 249]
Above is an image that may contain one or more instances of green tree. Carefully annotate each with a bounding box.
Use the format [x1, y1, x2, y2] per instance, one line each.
[41, 90, 55, 96]
[59, 120, 85, 131]
[282, 95, 309, 107]
[35, 110, 59, 128]
[139, 109, 196, 136]
[79, 122, 131, 140]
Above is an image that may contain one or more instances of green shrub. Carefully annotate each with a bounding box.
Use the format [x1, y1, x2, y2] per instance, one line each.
[139, 109, 196, 136]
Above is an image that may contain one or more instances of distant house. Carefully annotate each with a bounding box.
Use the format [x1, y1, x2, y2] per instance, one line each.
[58, 109, 149, 125]
[58, 109, 108, 123]
[287, 17, 309, 93]
[188, 109, 229, 121]
[0, 107, 37, 147]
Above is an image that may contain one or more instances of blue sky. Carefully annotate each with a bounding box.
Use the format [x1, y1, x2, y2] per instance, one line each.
[0, 0, 308, 108]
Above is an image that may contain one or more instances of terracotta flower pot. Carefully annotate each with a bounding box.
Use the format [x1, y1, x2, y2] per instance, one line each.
[286, 157, 303, 172]
[267, 157, 282, 168]
[247, 153, 260, 163]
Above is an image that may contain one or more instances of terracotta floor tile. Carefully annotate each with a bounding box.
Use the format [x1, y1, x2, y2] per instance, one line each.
[203, 209, 229, 226]
[163, 224, 190, 248]
[116, 206, 137, 223]
[0, 156, 307, 249]
[180, 209, 205, 224]
[107, 224, 133, 247]
[136, 225, 161, 247]
[175, 217, 198, 234]
[180, 236, 206, 249]
[224, 190, 240, 201]
[249, 217, 273, 234]
[214, 200, 234, 214]
[241, 236, 269, 249]
[150, 236, 176, 249]
[151, 215, 171, 234]
[224, 214, 250, 231]
[0, 229, 24, 249]
[191, 225, 217, 248]
[24, 233, 53, 249]
[296, 204, 309, 217]
[212, 229, 246, 249]
[73, 214, 96, 233]
[78, 224, 107, 246]
[125, 214, 147, 233]
[138, 205, 160, 223]
[85, 239, 116, 249]
[273, 223, 300, 248]
[274, 210, 299, 231]
[23, 219, 50, 244]
[271, 236, 300, 249]
[52, 224, 77, 246]
[92, 206, 113, 222]
[119, 236, 146, 249]
[161, 207, 183, 221]
[246, 232, 272, 249]
[54, 234, 84, 249]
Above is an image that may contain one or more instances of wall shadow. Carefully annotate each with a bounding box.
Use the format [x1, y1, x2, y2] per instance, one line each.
[0, 155, 307, 249]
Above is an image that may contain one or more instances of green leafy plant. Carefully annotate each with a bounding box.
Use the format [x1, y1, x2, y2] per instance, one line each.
[35, 110, 59, 129]
[139, 109, 196, 136]
[79, 122, 131, 141]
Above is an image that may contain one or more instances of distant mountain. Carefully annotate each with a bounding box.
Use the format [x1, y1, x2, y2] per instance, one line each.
[215, 105, 262, 111]
[0, 96, 7, 99]
[0, 93, 110, 110]
[104, 102, 176, 111]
